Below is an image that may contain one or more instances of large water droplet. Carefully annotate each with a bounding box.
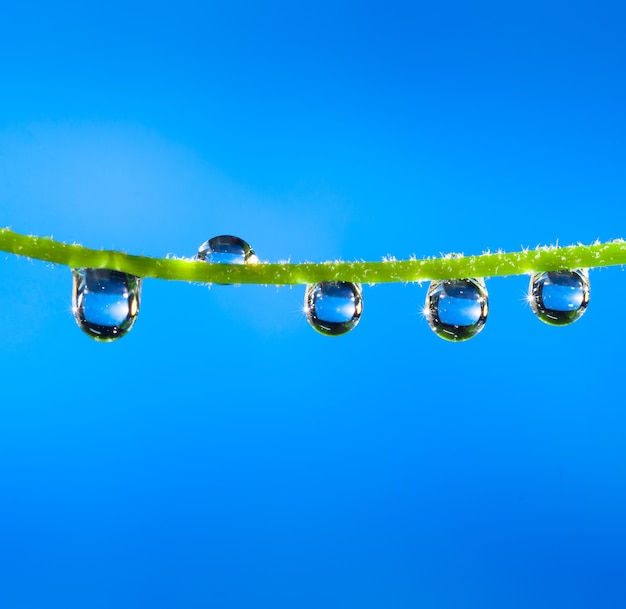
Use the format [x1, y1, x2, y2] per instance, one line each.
[72, 269, 141, 341]
[305, 281, 363, 336]
[425, 278, 488, 342]
[197, 235, 258, 265]
[528, 269, 590, 326]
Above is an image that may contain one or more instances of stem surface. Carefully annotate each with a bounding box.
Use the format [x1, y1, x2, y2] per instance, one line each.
[1, 228, 624, 284]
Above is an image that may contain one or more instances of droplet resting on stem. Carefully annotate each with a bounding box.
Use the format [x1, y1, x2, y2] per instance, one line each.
[196, 235, 259, 265]
[196, 235, 258, 285]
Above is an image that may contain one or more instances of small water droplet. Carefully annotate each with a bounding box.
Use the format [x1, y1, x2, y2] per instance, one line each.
[305, 281, 363, 336]
[529, 269, 590, 326]
[72, 269, 141, 341]
[197, 235, 258, 265]
[425, 278, 488, 342]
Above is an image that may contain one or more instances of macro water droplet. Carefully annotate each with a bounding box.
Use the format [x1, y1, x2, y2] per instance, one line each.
[197, 235, 258, 265]
[305, 281, 363, 336]
[72, 269, 141, 341]
[425, 278, 488, 342]
[528, 269, 590, 326]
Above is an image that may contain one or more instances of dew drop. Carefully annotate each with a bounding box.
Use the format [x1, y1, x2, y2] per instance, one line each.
[528, 269, 590, 326]
[425, 278, 488, 342]
[72, 269, 141, 341]
[305, 281, 363, 336]
[197, 235, 258, 265]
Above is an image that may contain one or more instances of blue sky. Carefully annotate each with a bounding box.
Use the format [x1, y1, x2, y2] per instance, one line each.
[1, 2, 626, 608]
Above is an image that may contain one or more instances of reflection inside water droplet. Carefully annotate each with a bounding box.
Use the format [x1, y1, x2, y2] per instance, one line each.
[197, 235, 258, 265]
[72, 269, 141, 341]
[305, 281, 363, 336]
[197, 235, 259, 285]
[528, 269, 590, 326]
[425, 278, 488, 342]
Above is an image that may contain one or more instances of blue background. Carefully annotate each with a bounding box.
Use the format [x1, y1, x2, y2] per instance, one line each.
[1, 2, 626, 607]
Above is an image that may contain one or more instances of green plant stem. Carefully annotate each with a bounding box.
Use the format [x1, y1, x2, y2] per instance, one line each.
[1, 228, 625, 284]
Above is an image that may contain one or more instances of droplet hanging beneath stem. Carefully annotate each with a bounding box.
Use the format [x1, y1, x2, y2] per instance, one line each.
[72, 268, 142, 341]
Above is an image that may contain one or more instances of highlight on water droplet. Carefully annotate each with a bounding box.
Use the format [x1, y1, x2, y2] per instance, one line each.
[528, 269, 590, 326]
[72, 268, 142, 341]
[196, 235, 259, 265]
[304, 281, 363, 336]
[425, 278, 488, 342]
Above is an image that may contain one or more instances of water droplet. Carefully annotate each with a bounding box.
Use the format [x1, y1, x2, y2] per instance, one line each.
[425, 278, 488, 342]
[197, 235, 258, 265]
[72, 269, 141, 341]
[305, 281, 363, 336]
[528, 269, 590, 326]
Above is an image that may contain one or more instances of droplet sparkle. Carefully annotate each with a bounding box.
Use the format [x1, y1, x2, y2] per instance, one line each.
[72, 269, 142, 341]
[528, 269, 590, 326]
[305, 281, 363, 336]
[425, 278, 488, 342]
